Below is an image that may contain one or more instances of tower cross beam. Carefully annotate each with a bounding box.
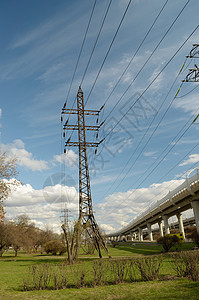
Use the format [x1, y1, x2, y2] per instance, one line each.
[183, 64, 199, 82]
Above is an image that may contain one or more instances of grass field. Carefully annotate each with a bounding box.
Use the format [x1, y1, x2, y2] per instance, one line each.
[0, 243, 199, 300]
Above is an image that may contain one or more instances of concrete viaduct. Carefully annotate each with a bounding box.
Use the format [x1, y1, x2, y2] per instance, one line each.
[107, 168, 199, 242]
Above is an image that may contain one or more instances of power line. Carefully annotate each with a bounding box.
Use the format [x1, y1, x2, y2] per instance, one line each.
[64, 0, 132, 146]
[102, 0, 169, 111]
[107, 133, 199, 216]
[100, 0, 191, 126]
[80, 0, 112, 86]
[96, 26, 198, 161]
[102, 23, 198, 143]
[62, 0, 97, 110]
[129, 140, 199, 208]
[176, 83, 199, 98]
[105, 60, 187, 195]
[87, 0, 169, 159]
[85, 0, 132, 105]
[128, 160, 199, 225]
[62, 0, 112, 144]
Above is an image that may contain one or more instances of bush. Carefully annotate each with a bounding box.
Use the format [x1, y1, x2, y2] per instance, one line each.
[170, 251, 199, 281]
[134, 256, 162, 281]
[109, 259, 128, 284]
[73, 263, 88, 288]
[128, 259, 138, 282]
[43, 240, 66, 255]
[23, 256, 164, 291]
[23, 264, 52, 290]
[157, 234, 181, 252]
[189, 228, 199, 247]
[92, 260, 106, 286]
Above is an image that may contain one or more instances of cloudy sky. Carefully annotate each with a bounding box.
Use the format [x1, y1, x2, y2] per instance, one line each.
[1, 0, 199, 233]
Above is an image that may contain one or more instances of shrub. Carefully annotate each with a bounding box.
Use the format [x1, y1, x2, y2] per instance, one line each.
[92, 260, 106, 286]
[189, 228, 199, 247]
[43, 240, 66, 255]
[157, 234, 181, 252]
[73, 263, 88, 288]
[23, 264, 52, 290]
[128, 259, 139, 282]
[135, 256, 162, 281]
[109, 259, 128, 284]
[170, 251, 199, 281]
[53, 264, 68, 289]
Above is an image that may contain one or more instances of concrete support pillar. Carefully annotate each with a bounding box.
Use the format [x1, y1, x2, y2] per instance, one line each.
[130, 232, 134, 241]
[147, 223, 153, 241]
[138, 227, 143, 241]
[158, 220, 164, 237]
[191, 200, 199, 234]
[162, 215, 170, 234]
[177, 213, 185, 238]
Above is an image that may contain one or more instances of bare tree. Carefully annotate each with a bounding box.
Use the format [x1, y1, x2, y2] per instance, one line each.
[61, 219, 82, 264]
[0, 222, 8, 256]
[0, 150, 18, 220]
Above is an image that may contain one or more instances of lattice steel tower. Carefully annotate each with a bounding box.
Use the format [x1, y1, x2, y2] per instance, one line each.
[62, 86, 109, 258]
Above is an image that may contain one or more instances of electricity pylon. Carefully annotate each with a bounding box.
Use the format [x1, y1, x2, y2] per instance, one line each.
[61, 86, 109, 258]
[183, 44, 199, 82]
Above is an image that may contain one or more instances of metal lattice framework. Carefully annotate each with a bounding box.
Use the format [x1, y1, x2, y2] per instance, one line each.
[62, 86, 109, 258]
[183, 44, 199, 82]
[187, 44, 199, 58]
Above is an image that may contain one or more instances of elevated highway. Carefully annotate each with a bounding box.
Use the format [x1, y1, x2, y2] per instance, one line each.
[107, 168, 199, 241]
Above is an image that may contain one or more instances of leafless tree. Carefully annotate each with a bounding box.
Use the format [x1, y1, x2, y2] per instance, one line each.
[0, 150, 18, 220]
[61, 219, 82, 264]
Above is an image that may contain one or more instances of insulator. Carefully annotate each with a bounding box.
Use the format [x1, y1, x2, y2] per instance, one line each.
[100, 104, 105, 111]
[96, 133, 98, 139]
[63, 132, 65, 138]
[99, 138, 104, 144]
[96, 118, 99, 124]
[175, 87, 181, 97]
[95, 149, 97, 155]
[193, 114, 199, 123]
[61, 116, 63, 122]
[64, 148, 66, 153]
[63, 102, 66, 109]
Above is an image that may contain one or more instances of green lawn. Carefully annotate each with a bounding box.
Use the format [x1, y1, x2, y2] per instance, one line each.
[0, 243, 198, 300]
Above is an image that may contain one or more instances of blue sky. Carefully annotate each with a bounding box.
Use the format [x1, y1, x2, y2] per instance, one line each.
[1, 0, 199, 232]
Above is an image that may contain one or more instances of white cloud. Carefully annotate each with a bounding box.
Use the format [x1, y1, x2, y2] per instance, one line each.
[174, 93, 199, 115]
[5, 180, 79, 233]
[1, 139, 49, 171]
[148, 68, 164, 91]
[0, 108, 2, 118]
[100, 223, 115, 232]
[179, 154, 199, 166]
[54, 150, 78, 167]
[95, 179, 185, 233]
[143, 151, 156, 157]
